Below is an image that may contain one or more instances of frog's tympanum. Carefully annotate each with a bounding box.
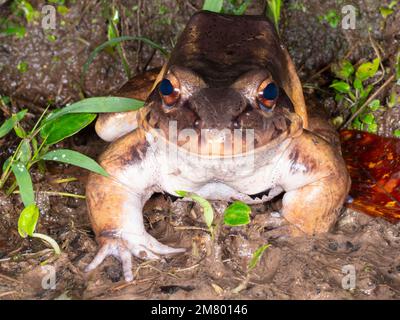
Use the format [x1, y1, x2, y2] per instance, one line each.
[86, 12, 351, 281]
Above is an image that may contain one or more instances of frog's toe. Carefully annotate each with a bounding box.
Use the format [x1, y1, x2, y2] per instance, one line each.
[126, 232, 185, 259]
[85, 239, 134, 282]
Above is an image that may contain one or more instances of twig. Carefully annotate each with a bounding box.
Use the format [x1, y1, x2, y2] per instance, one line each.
[340, 74, 395, 129]
[0, 291, 18, 298]
[0, 273, 21, 283]
[369, 32, 385, 86]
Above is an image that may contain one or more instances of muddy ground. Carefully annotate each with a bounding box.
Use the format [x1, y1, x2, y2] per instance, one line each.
[0, 0, 399, 300]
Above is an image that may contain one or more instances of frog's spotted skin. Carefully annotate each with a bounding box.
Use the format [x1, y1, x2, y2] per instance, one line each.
[86, 11, 350, 281]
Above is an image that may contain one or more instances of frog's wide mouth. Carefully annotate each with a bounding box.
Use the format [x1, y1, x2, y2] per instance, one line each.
[140, 109, 303, 159]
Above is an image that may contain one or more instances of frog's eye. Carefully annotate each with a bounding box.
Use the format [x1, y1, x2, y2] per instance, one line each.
[257, 80, 279, 111]
[159, 77, 180, 107]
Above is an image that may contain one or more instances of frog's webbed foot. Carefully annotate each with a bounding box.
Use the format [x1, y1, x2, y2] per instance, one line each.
[85, 232, 185, 282]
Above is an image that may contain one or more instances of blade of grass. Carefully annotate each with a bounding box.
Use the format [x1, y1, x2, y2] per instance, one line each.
[11, 162, 35, 206]
[266, 0, 282, 33]
[41, 97, 144, 124]
[41, 149, 109, 177]
[81, 36, 168, 86]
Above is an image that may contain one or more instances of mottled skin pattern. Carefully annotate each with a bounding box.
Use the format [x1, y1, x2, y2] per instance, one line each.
[86, 11, 350, 281]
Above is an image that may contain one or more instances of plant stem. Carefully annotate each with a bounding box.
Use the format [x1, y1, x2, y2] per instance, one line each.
[13, 190, 86, 199]
[32, 233, 61, 255]
[341, 74, 395, 129]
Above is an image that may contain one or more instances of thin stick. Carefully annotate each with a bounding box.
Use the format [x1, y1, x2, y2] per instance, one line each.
[0, 273, 21, 283]
[340, 74, 395, 129]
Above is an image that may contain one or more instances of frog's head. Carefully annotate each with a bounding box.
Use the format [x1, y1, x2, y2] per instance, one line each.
[139, 11, 308, 158]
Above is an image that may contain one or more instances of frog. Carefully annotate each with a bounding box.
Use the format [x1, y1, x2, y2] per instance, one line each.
[85, 11, 351, 281]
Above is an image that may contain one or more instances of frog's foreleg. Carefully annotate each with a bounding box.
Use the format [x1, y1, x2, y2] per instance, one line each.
[85, 129, 184, 281]
[95, 111, 139, 142]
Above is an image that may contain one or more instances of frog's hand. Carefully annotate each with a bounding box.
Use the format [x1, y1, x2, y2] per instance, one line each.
[85, 129, 185, 281]
[340, 130, 400, 222]
[95, 69, 160, 142]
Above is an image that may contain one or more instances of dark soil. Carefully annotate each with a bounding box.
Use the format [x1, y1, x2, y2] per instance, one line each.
[0, 0, 399, 300]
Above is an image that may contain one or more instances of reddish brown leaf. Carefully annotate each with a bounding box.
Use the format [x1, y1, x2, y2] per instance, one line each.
[340, 130, 400, 222]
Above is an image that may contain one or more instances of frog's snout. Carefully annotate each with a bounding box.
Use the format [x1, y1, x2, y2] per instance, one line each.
[189, 88, 247, 130]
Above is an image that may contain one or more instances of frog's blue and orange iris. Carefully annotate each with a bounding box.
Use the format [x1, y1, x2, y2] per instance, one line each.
[160, 79, 174, 96]
[257, 80, 279, 110]
[159, 78, 180, 106]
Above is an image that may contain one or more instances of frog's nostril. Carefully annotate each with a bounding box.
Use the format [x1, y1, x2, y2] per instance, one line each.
[194, 119, 202, 128]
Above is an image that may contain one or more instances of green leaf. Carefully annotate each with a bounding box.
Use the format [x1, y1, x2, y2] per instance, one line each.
[331, 116, 343, 127]
[17, 139, 32, 164]
[18, 0, 40, 23]
[380, 7, 394, 19]
[0, 109, 27, 138]
[353, 78, 363, 90]
[361, 113, 375, 125]
[11, 161, 35, 207]
[13, 123, 26, 138]
[320, 9, 340, 28]
[42, 97, 144, 124]
[248, 244, 271, 271]
[56, 5, 69, 15]
[356, 58, 380, 82]
[40, 113, 96, 145]
[224, 201, 251, 226]
[396, 52, 400, 81]
[1, 25, 26, 38]
[330, 81, 350, 93]
[2, 156, 11, 172]
[41, 149, 109, 177]
[266, 0, 282, 31]
[331, 60, 354, 80]
[175, 190, 214, 228]
[202, 0, 223, 12]
[368, 99, 381, 111]
[367, 123, 378, 133]
[394, 129, 400, 138]
[17, 61, 28, 73]
[18, 204, 39, 238]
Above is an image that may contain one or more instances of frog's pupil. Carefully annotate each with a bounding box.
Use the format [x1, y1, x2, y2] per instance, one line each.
[263, 83, 278, 100]
[160, 79, 174, 96]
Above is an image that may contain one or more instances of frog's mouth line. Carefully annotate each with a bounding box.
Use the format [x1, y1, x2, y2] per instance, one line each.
[141, 114, 303, 160]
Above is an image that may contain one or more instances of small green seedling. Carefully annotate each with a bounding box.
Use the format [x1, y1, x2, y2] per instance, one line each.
[319, 9, 340, 28]
[17, 61, 28, 73]
[18, 204, 61, 254]
[0, 95, 146, 255]
[176, 191, 214, 231]
[105, 6, 131, 78]
[223, 201, 251, 226]
[330, 57, 382, 133]
[380, 1, 397, 19]
[248, 244, 271, 271]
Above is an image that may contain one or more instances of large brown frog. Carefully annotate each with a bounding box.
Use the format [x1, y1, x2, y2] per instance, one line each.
[85, 11, 351, 281]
